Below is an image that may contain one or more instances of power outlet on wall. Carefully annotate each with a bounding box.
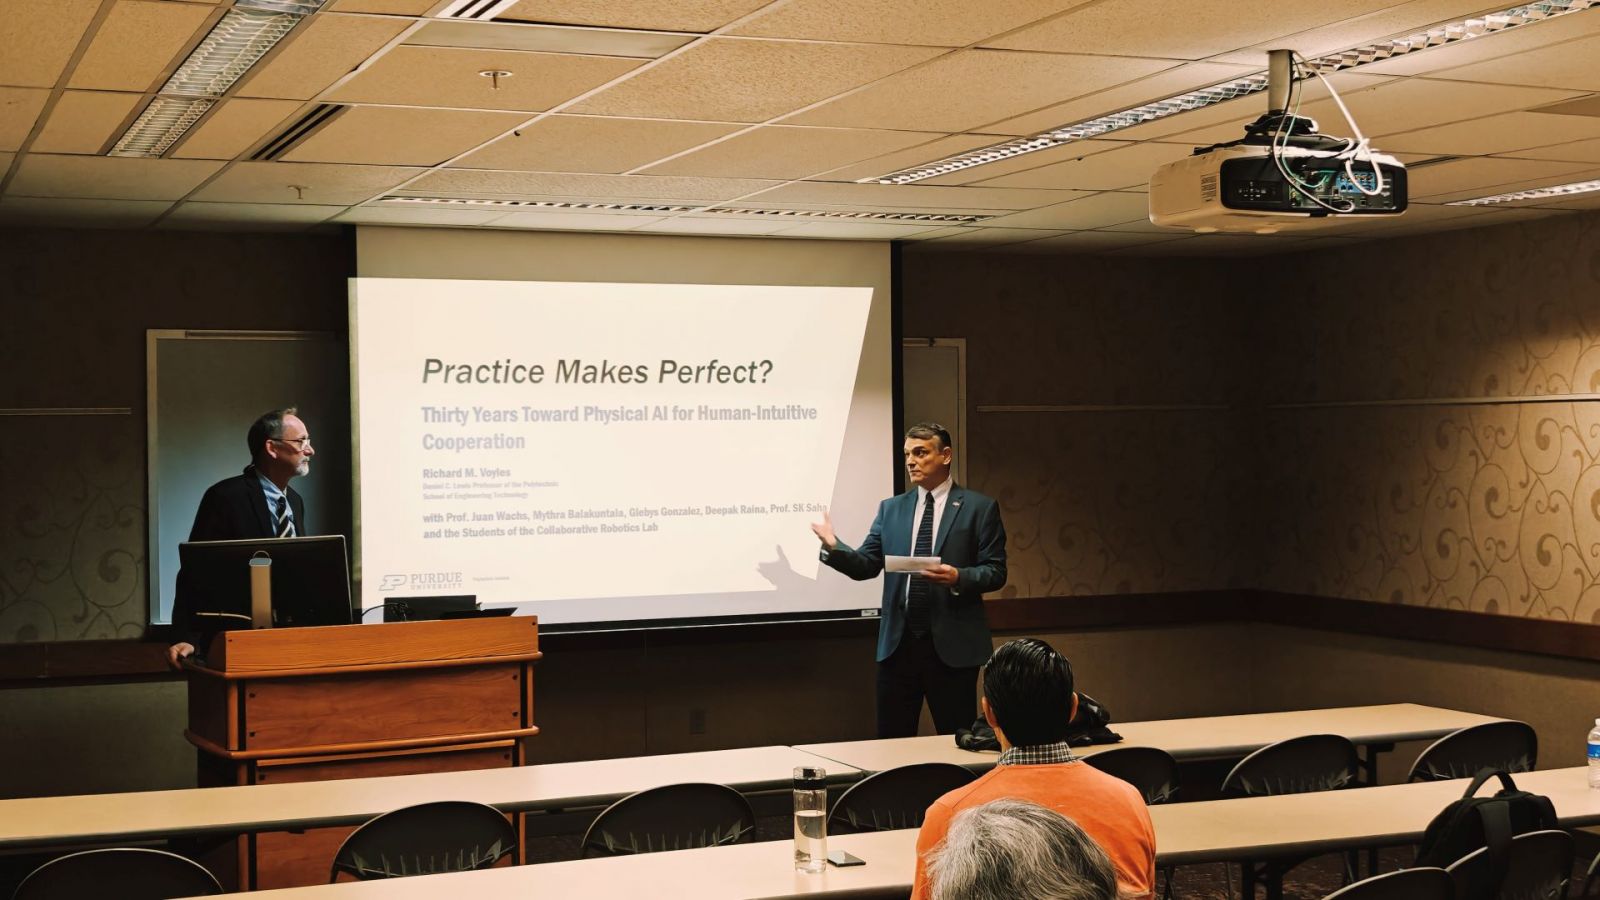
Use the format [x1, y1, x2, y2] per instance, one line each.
[689, 708, 707, 735]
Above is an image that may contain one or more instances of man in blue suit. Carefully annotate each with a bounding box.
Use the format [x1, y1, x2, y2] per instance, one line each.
[813, 422, 1007, 738]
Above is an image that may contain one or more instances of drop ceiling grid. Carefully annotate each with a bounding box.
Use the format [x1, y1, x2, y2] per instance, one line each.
[66, 0, 217, 93]
[0, 2, 1597, 243]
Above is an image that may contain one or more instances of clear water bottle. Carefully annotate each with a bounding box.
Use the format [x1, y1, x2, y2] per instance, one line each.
[793, 765, 827, 873]
[1588, 718, 1600, 789]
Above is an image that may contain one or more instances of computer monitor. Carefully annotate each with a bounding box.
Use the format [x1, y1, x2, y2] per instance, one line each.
[178, 535, 353, 634]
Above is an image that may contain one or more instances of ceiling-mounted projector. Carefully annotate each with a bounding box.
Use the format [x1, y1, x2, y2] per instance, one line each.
[1149, 50, 1407, 233]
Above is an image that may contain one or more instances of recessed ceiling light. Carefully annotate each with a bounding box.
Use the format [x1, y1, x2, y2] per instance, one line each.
[1446, 178, 1600, 206]
[867, 0, 1600, 185]
[108, 0, 327, 158]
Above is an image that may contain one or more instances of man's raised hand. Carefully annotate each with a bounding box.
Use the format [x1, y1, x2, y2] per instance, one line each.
[810, 508, 837, 549]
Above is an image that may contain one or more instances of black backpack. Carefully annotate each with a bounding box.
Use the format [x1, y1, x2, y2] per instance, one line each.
[1413, 769, 1558, 898]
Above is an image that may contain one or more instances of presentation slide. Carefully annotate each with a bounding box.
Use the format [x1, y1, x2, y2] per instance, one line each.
[351, 277, 889, 626]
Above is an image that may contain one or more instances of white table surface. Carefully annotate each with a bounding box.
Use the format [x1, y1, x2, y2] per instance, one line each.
[0, 745, 856, 849]
[188, 767, 1600, 900]
[796, 704, 1505, 773]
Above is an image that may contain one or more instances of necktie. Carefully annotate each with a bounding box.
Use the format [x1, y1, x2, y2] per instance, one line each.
[276, 495, 295, 538]
[906, 492, 935, 637]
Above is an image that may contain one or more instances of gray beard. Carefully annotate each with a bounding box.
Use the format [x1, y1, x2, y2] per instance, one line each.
[295, 460, 311, 477]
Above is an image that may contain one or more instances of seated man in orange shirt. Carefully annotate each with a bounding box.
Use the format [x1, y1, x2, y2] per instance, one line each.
[910, 638, 1156, 900]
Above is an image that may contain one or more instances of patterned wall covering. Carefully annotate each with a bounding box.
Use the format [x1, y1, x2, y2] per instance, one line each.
[0, 228, 351, 644]
[901, 250, 1253, 598]
[1252, 211, 1600, 625]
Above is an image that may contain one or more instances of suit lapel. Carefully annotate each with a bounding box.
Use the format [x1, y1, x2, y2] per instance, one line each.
[934, 484, 964, 555]
[888, 490, 917, 556]
[243, 470, 275, 537]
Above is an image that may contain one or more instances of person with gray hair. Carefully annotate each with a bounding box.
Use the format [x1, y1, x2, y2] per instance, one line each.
[924, 798, 1121, 900]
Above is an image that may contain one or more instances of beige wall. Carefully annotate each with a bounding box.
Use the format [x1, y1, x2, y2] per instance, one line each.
[1251, 212, 1600, 624]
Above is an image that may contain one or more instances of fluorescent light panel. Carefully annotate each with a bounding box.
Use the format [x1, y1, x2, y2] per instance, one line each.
[1447, 178, 1600, 205]
[108, 1, 324, 158]
[379, 196, 994, 223]
[869, 0, 1600, 185]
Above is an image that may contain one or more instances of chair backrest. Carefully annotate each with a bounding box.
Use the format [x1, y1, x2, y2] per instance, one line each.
[329, 800, 517, 882]
[1221, 733, 1361, 798]
[1082, 746, 1179, 805]
[827, 762, 976, 834]
[1408, 721, 1538, 782]
[1322, 867, 1454, 900]
[581, 783, 756, 858]
[13, 848, 222, 900]
[1582, 849, 1599, 898]
[1446, 829, 1574, 900]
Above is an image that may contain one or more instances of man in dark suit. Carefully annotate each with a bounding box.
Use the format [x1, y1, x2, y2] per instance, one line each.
[166, 408, 314, 668]
[812, 422, 1007, 738]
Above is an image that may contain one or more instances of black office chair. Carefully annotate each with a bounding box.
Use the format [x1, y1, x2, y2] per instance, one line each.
[329, 800, 517, 881]
[827, 762, 975, 834]
[1445, 829, 1573, 900]
[1580, 850, 1599, 898]
[1084, 746, 1180, 898]
[1083, 746, 1178, 805]
[581, 783, 756, 857]
[1221, 734, 1362, 900]
[1322, 867, 1454, 900]
[1407, 721, 1538, 782]
[12, 848, 223, 900]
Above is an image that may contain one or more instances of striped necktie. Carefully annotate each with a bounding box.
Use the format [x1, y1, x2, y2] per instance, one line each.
[275, 494, 295, 538]
[906, 492, 934, 637]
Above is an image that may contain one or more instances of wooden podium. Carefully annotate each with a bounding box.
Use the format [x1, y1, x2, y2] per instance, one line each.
[184, 616, 540, 890]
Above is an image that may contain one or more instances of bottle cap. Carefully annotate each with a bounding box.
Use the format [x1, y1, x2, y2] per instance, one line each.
[793, 765, 826, 789]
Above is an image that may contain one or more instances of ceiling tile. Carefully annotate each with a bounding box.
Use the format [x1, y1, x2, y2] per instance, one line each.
[8, 155, 224, 200]
[744, 181, 1084, 211]
[407, 169, 780, 202]
[986, 0, 1396, 60]
[0, 151, 12, 173]
[1378, 111, 1600, 157]
[335, 205, 513, 226]
[280, 106, 527, 165]
[729, 0, 1094, 47]
[978, 190, 1150, 229]
[0, 0, 100, 88]
[406, 20, 694, 57]
[31, 91, 140, 155]
[1429, 33, 1600, 93]
[172, 98, 305, 160]
[236, 14, 412, 101]
[498, 0, 772, 34]
[1267, 79, 1580, 143]
[191, 162, 428, 204]
[786, 49, 1173, 133]
[642, 125, 945, 180]
[1408, 157, 1597, 201]
[0, 196, 172, 228]
[811, 133, 1003, 182]
[160, 202, 345, 230]
[981, 62, 1261, 137]
[568, 38, 942, 123]
[68, 0, 215, 92]
[324, 46, 641, 111]
[453, 115, 741, 173]
[327, 0, 437, 12]
[972, 141, 1195, 191]
[489, 210, 666, 230]
[640, 215, 792, 235]
[0, 87, 50, 152]
[1505, 137, 1600, 164]
[918, 226, 1063, 247]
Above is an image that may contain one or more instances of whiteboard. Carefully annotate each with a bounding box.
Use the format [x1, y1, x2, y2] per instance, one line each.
[146, 330, 349, 624]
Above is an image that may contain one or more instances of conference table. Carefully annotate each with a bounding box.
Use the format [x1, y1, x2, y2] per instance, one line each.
[0, 704, 1500, 853]
[797, 703, 1504, 782]
[0, 746, 858, 851]
[185, 767, 1600, 899]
